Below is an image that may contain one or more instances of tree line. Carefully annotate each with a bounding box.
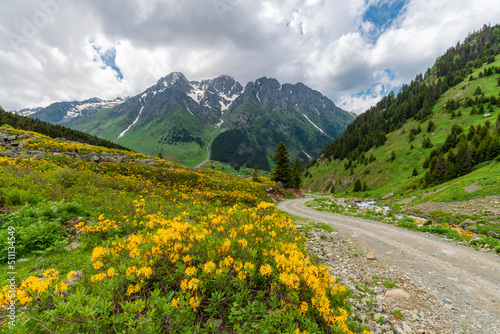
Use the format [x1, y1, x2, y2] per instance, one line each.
[319, 24, 500, 164]
[422, 118, 500, 186]
[0, 107, 130, 151]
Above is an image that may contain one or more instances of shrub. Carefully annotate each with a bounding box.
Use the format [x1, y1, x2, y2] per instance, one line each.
[6, 188, 30, 206]
[396, 217, 418, 231]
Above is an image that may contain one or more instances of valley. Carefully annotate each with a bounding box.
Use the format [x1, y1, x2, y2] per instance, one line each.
[12, 74, 355, 170]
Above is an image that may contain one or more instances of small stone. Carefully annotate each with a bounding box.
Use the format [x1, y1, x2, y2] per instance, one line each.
[366, 252, 376, 260]
[385, 289, 411, 298]
[403, 321, 413, 333]
[374, 313, 383, 321]
[355, 303, 365, 310]
[17, 258, 29, 263]
[36, 257, 44, 262]
[65, 242, 82, 251]
[419, 311, 425, 319]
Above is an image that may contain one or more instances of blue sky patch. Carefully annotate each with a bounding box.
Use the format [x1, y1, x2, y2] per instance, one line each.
[363, 0, 407, 40]
[92, 45, 124, 81]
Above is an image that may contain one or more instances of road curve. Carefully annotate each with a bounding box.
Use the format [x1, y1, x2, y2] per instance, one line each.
[278, 197, 500, 320]
[195, 135, 215, 168]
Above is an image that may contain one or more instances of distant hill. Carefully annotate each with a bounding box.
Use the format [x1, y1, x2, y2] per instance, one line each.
[0, 107, 131, 151]
[305, 24, 500, 199]
[12, 73, 355, 169]
[14, 97, 127, 124]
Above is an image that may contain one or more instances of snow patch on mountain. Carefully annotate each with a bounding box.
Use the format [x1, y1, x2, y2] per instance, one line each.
[63, 98, 125, 122]
[14, 107, 42, 117]
[188, 84, 207, 104]
[303, 114, 325, 134]
[218, 90, 240, 111]
[117, 106, 144, 139]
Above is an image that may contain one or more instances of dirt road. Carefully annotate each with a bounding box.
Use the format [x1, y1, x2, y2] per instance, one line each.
[278, 198, 500, 331]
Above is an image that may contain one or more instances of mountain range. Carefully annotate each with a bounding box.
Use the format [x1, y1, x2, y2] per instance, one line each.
[12, 73, 355, 169]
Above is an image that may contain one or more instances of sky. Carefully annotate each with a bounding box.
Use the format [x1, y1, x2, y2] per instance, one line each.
[1, 0, 499, 114]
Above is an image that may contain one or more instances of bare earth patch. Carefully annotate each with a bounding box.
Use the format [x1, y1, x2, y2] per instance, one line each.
[464, 182, 482, 194]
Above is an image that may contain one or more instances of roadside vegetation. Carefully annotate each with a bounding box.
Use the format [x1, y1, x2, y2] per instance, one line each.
[0, 127, 369, 333]
[306, 197, 500, 254]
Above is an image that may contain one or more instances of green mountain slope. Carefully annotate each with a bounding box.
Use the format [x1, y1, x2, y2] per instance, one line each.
[305, 25, 500, 202]
[211, 78, 355, 171]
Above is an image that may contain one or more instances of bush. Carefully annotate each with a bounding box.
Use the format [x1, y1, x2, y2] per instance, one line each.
[0, 201, 89, 261]
[5, 188, 30, 206]
[396, 217, 418, 231]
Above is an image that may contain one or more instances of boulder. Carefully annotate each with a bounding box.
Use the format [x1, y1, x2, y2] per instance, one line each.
[486, 230, 499, 239]
[382, 193, 394, 200]
[385, 289, 411, 298]
[65, 242, 82, 251]
[0, 151, 19, 158]
[18, 141, 29, 149]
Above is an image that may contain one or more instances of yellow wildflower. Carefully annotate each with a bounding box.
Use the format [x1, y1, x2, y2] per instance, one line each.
[185, 266, 197, 277]
[189, 296, 200, 312]
[260, 263, 273, 276]
[203, 261, 216, 274]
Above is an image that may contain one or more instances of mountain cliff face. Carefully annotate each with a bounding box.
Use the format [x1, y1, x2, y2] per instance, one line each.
[211, 77, 354, 170]
[12, 73, 355, 168]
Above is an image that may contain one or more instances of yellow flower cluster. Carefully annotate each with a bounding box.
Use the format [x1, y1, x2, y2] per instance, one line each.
[0, 269, 74, 308]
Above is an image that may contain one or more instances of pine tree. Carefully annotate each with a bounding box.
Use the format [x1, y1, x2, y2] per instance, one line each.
[412, 168, 418, 177]
[423, 157, 430, 169]
[362, 181, 367, 192]
[409, 131, 415, 142]
[422, 136, 433, 149]
[431, 153, 447, 184]
[487, 135, 500, 160]
[158, 151, 163, 159]
[353, 179, 362, 192]
[291, 157, 303, 188]
[445, 151, 457, 181]
[252, 164, 260, 183]
[427, 120, 435, 133]
[272, 142, 292, 187]
[391, 151, 396, 162]
[456, 140, 471, 176]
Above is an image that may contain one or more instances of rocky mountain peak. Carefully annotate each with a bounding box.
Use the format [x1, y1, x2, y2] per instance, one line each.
[156, 72, 190, 88]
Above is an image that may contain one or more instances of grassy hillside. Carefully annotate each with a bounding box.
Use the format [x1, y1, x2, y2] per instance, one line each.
[304, 55, 500, 200]
[69, 106, 217, 167]
[0, 126, 369, 333]
[0, 108, 130, 152]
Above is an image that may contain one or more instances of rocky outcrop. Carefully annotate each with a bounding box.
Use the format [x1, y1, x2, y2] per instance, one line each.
[0, 128, 161, 167]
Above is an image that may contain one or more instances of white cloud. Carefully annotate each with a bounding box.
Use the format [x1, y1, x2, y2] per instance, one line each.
[0, 0, 499, 114]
